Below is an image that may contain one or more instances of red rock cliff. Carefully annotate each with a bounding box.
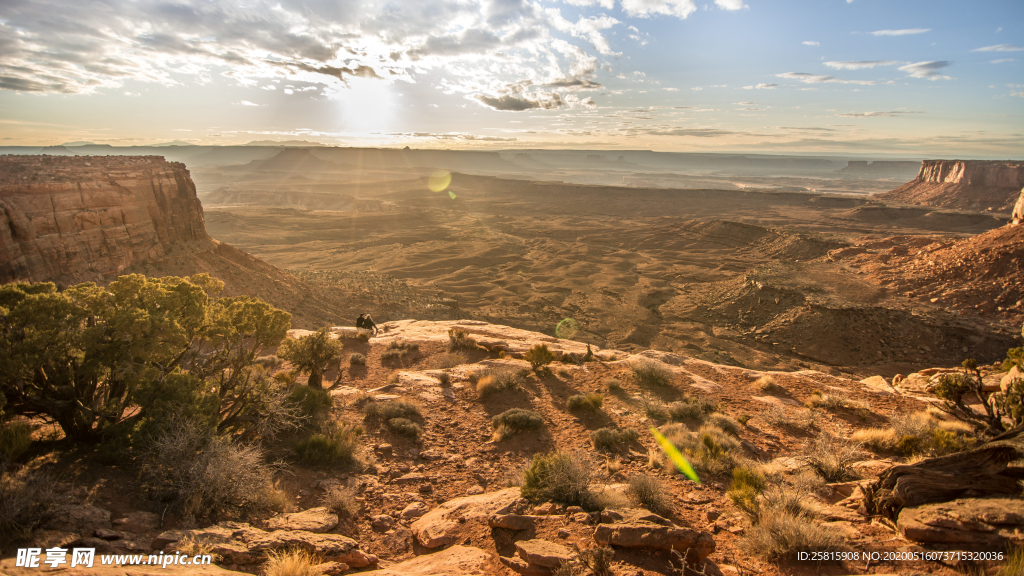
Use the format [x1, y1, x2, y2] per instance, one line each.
[0, 155, 210, 283]
[876, 160, 1024, 213]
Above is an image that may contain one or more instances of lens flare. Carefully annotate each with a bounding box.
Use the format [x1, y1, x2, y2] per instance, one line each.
[650, 427, 700, 483]
[555, 318, 579, 339]
[429, 170, 451, 192]
[448, 190, 457, 200]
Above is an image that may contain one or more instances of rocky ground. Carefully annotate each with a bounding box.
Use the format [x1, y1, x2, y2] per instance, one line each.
[4, 319, 1020, 576]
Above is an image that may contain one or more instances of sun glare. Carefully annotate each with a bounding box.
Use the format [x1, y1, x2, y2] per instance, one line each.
[338, 77, 397, 135]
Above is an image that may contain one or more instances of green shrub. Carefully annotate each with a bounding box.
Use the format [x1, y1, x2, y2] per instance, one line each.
[727, 465, 767, 518]
[626, 475, 672, 517]
[432, 352, 467, 369]
[278, 328, 344, 389]
[287, 386, 334, 425]
[525, 344, 556, 370]
[349, 353, 366, 366]
[364, 400, 422, 422]
[448, 328, 477, 351]
[567, 392, 603, 412]
[706, 413, 742, 437]
[476, 366, 525, 398]
[294, 422, 361, 465]
[387, 417, 422, 439]
[590, 427, 640, 452]
[521, 451, 595, 510]
[652, 423, 741, 476]
[492, 408, 544, 441]
[630, 359, 673, 387]
[0, 422, 34, 462]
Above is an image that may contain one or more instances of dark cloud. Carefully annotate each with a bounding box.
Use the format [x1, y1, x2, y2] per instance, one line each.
[543, 78, 602, 89]
[474, 92, 564, 111]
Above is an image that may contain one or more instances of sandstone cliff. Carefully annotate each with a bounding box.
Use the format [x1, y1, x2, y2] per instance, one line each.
[1013, 187, 1023, 225]
[876, 160, 1024, 213]
[0, 155, 208, 283]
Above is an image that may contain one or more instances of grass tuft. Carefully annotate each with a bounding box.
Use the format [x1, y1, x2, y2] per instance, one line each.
[590, 427, 640, 452]
[626, 475, 673, 517]
[521, 451, 596, 510]
[567, 392, 604, 412]
[630, 358, 673, 387]
[492, 408, 545, 441]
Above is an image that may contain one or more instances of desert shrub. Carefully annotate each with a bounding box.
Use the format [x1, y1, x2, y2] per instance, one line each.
[525, 344, 556, 370]
[349, 353, 366, 366]
[0, 464, 67, 540]
[436, 372, 451, 386]
[492, 408, 544, 441]
[736, 414, 752, 426]
[851, 428, 897, 452]
[263, 549, 322, 576]
[294, 422, 361, 466]
[567, 392, 603, 412]
[666, 395, 718, 422]
[521, 451, 595, 510]
[630, 358, 673, 387]
[805, 391, 869, 411]
[626, 474, 672, 517]
[355, 331, 370, 343]
[603, 378, 622, 392]
[727, 465, 768, 519]
[741, 485, 844, 561]
[476, 366, 525, 398]
[760, 404, 817, 430]
[706, 413, 742, 436]
[278, 328, 345, 389]
[1002, 546, 1024, 576]
[140, 419, 282, 524]
[174, 534, 217, 560]
[0, 421, 34, 462]
[788, 468, 828, 496]
[364, 399, 422, 422]
[320, 485, 359, 519]
[256, 355, 283, 370]
[755, 375, 784, 393]
[805, 433, 861, 482]
[860, 411, 976, 457]
[653, 423, 741, 476]
[994, 377, 1024, 429]
[287, 386, 334, 426]
[387, 417, 422, 439]
[579, 545, 614, 576]
[380, 349, 403, 361]
[590, 427, 640, 452]
[432, 351, 467, 370]
[448, 328, 477, 351]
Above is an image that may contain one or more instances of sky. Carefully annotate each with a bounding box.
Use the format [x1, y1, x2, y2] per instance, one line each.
[0, 0, 1022, 157]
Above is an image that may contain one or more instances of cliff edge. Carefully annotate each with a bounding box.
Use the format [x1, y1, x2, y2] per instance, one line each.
[0, 155, 209, 283]
[875, 160, 1024, 213]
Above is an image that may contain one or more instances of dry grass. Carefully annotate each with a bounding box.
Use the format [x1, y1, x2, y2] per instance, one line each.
[364, 399, 422, 422]
[805, 433, 862, 482]
[590, 427, 640, 452]
[0, 421, 34, 462]
[521, 451, 596, 510]
[640, 395, 669, 421]
[630, 358, 673, 387]
[666, 395, 718, 422]
[603, 378, 622, 392]
[348, 353, 366, 366]
[805, 391, 870, 412]
[0, 464, 67, 540]
[386, 418, 422, 439]
[851, 427, 898, 452]
[740, 484, 843, 561]
[175, 535, 219, 560]
[432, 351, 467, 369]
[760, 404, 818, 430]
[492, 408, 545, 441]
[448, 328, 477, 351]
[294, 422, 361, 466]
[755, 375, 784, 393]
[626, 475, 673, 517]
[475, 366, 526, 398]
[319, 485, 359, 519]
[567, 392, 603, 412]
[854, 411, 977, 457]
[652, 423, 741, 476]
[706, 413, 742, 437]
[262, 549, 323, 576]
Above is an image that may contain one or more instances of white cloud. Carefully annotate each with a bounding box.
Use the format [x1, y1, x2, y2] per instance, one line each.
[776, 72, 884, 85]
[743, 83, 778, 89]
[714, 0, 744, 10]
[1012, 92, 1024, 98]
[563, 0, 615, 8]
[870, 28, 931, 36]
[802, 41, 819, 46]
[620, 0, 697, 19]
[991, 58, 1015, 64]
[837, 110, 922, 117]
[237, 100, 260, 106]
[972, 44, 1024, 52]
[898, 60, 952, 80]
[824, 60, 899, 70]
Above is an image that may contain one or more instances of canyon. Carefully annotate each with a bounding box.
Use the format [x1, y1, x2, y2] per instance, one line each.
[878, 160, 1024, 213]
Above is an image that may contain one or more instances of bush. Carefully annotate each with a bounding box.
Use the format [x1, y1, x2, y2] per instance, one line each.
[140, 419, 282, 524]
[727, 465, 767, 519]
[652, 423, 741, 476]
[320, 485, 359, 519]
[567, 392, 603, 412]
[432, 351, 467, 369]
[0, 421, 34, 462]
[364, 400, 422, 422]
[805, 433, 861, 482]
[630, 358, 673, 387]
[706, 413, 742, 437]
[805, 391, 869, 411]
[855, 411, 976, 457]
[755, 375, 784, 393]
[525, 344, 556, 370]
[736, 414, 752, 426]
[590, 427, 640, 452]
[492, 408, 544, 441]
[521, 451, 595, 510]
[278, 328, 345, 389]
[349, 353, 366, 366]
[741, 486, 844, 561]
[0, 464, 66, 540]
[640, 396, 669, 421]
[476, 366, 525, 398]
[603, 378, 622, 392]
[287, 386, 334, 425]
[626, 475, 672, 517]
[387, 417, 422, 439]
[294, 422, 361, 466]
[850, 427, 897, 452]
[355, 331, 370, 343]
[263, 549, 322, 576]
[667, 396, 718, 422]
[448, 328, 477, 351]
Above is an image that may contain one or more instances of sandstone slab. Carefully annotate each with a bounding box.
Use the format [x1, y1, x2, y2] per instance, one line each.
[593, 521, 715, 562]
[266, 507, 339, 532]
[411, 488, 521, 548]
[359, 545, 491, 576]
[515, 539, 573, 568]
[897, 497, 1024, 546]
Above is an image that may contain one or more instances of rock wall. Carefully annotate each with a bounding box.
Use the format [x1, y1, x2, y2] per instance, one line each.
[876, 160, 1024, 213]
[0, 155, 209, 283]
[1013, 188, 1024, 225]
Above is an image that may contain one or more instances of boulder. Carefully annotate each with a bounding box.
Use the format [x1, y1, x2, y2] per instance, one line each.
[400, 501, 429, 520]
[515, 539, 574, 569]
[488, 514, 542, 530]
[411, 488, 521, 548]
[897, 498, 1024, 546]
[45, 504, 112, 534]
[593, 521, 715, 562]
[266, 507, 339, 533]
[860, 375, 895, 395]
[246, 531, 377, 567]
[1001, 365, 1022, 394]
[358, 545, 491, 576]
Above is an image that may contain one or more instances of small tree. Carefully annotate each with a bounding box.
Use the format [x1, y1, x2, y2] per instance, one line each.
[278, 328, 344, 389]
[934, 358, 1010, 434]
[525, 344, 555, 370]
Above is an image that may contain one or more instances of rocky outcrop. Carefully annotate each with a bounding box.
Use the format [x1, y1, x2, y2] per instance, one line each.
[410, 488, 522, 548]
[1013, 187, 1024, 225]
[360, 545, 491, 576]
[876, 160, 1024, 212]
[897, 498, 1024, 546]
[0, 155, 209, 283]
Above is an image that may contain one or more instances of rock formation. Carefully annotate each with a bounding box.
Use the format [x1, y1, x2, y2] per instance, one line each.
[0, 155, 208, 283]
[877, 160, 1024, 212]
[1013, 187, 1024, 225]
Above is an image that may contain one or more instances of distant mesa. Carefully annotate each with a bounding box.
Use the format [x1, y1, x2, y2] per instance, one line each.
[877, 160, 1024, 213]
[61, 141, 97, 146]
[152, 140, 197, 147]
[39, 145, 72, 155]
[244, 139, 327, 147]
[244, 148, 341, 172]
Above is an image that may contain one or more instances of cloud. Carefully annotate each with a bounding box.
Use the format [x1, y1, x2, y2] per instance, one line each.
[737, 101, 755, 105]
[802, 41, 819, 46]
[1012, 92, 1024, 98]
[563, 0, 616, 7]
[714, 0, 744, 10]
[870, 28, 930, 36]
[836, 110, 922, 117]
[972, 44, 1024, 52]
[237, 100, 260, 106]
[898, 60, 952, 80]
[991, 58, 1015, 64]
[620, 0, 698, 19]
[473, 91, 565, 111]
[824, 60, 899, 70]
[645, 128, 738, 137]
[742, 83, 778, 89]
[775, 72, 884, 85]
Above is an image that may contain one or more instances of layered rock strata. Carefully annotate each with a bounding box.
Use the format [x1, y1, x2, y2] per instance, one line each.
[877, 160, 1024, 212]
[0, 155, 209, 283]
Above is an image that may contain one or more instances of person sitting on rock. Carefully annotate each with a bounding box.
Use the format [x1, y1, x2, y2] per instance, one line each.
[356, 313, 378, 336]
